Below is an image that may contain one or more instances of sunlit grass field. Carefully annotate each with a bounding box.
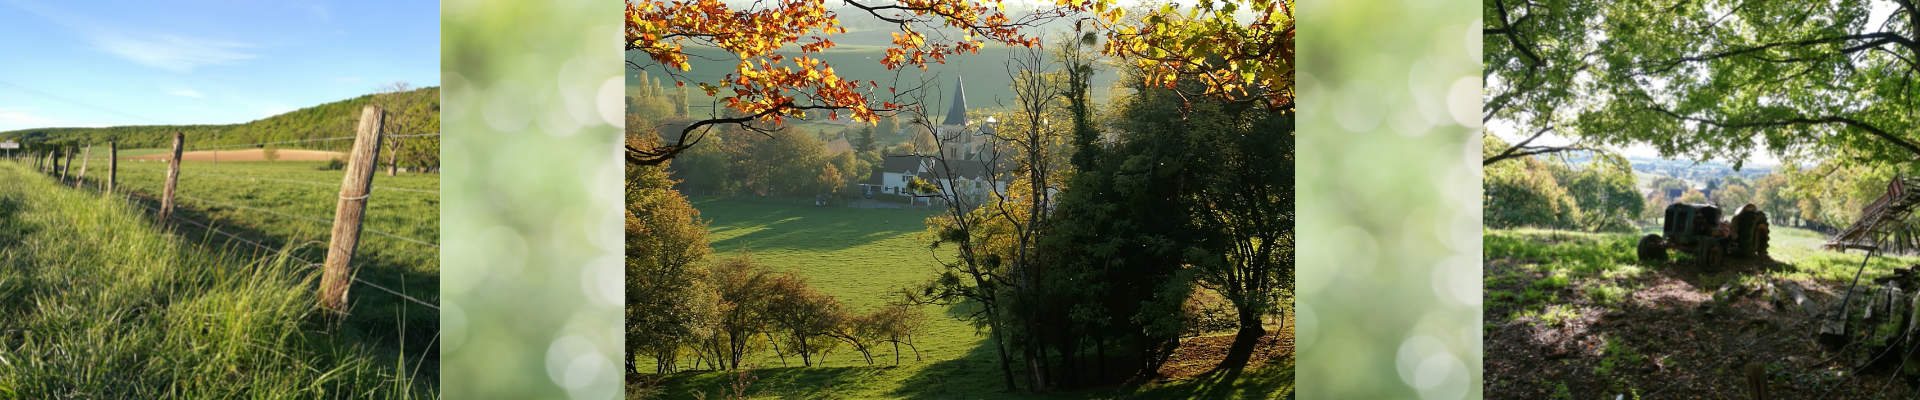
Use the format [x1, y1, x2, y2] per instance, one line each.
[60, 156, 440, 381]
[0, 160, 431, 398]
[1484, 225, 1920, 324]
[650, 196, 1290, 399]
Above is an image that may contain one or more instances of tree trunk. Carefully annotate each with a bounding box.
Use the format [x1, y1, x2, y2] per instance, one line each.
[1218, 304, 1268, 371]
[388, 138, 402, 176]
[992, 323, 1019, 391]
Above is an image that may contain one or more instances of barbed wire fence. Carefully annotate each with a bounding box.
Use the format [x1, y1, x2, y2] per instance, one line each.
[19, 107, 440, 314]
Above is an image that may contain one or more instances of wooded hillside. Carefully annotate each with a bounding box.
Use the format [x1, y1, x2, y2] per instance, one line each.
[0, 86, 439, 152]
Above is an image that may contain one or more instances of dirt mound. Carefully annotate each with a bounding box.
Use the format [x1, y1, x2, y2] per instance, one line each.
[1156, 327, 1295, 381]
[121, 149, 344, 162]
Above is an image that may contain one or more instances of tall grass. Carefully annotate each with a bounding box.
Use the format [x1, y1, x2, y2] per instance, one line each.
[0, 161, 429, 398]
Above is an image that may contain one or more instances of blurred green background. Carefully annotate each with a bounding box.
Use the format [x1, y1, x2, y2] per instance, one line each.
[1296, 0, 1482, 398]
[442, 0, 626, 398]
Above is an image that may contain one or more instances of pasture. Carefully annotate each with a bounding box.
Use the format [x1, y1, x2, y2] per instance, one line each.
[66, 155, 441, 381]
[648, 196, 1291, 399]
[0, 160, 431, 398]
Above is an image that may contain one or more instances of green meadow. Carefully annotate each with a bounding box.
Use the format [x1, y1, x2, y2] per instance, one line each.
[0, 160, 431, 398]
[650, 196, 1290, 400]
[58, 155, 440, 381]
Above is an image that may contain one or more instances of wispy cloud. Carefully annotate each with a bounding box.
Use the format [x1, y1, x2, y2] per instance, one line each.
[10, 1, 257, 72]
[168, 88, 204, 98]
[92, 33, 256, 72]
[0, 109, 59, 125]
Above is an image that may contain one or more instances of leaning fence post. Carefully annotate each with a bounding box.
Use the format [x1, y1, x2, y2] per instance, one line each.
[108, 142, 117, 194]
[74, 144, 91, 189]
[321, 106, 385, 313]
[59, 147, 72, 182]
[161, 133, 184, 221]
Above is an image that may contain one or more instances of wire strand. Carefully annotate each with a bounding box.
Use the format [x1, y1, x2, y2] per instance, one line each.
[183, 133, 440, 151]
[118, 190, 439, 310]
[118, 165, 438, 194]
[124, 183, 441, 248]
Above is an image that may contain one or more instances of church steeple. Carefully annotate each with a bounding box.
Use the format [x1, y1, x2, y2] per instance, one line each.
[942, 75, 968, 126]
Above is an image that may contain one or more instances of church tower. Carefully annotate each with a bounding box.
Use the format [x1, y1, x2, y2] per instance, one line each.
[939, 75, 977, 159]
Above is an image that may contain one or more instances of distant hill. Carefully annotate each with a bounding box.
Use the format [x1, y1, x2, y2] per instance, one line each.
[0, 87, 439, 152]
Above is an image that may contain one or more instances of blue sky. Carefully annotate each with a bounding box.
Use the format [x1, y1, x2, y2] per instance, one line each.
[0, 1, 439, 132]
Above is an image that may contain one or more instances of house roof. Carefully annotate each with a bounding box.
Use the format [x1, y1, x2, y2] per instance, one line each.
[824, 137, 853, 155]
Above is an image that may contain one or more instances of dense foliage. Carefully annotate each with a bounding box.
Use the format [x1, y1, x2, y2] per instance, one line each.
[1483, 136, 1643, 232]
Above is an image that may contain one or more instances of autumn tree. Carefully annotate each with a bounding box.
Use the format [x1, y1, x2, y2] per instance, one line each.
[765, 273, 848, 367]
[625, 0, 1084, 166]
[626, 131, 716, 374]
[626, 0, 1294, 166]
[1099, 0, 1294, 110]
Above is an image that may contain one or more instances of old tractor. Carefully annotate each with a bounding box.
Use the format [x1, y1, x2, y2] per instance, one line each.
[1637, 203, 1770, 269]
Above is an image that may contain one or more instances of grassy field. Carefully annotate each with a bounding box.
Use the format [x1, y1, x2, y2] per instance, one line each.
[0, 160, 431, 398]
[54, 156, 440, 381]
[648, 196, 1291, 399]
[1484, 225, 1920, 398]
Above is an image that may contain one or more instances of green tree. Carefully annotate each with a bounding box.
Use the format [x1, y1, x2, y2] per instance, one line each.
[854, 125, 877, 153]
[1484, 135, 1580, 229]
[1583, 1, 1914, 167]
[1558, 153, 1642, 232]
[625, 134, 715, 373]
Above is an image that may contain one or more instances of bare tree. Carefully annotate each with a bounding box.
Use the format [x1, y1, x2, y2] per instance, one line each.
[372, 81, 439, 175]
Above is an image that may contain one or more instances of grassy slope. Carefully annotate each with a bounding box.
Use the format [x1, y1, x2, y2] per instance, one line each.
[652, 197, 1289, 400]
[0, 160, 430, 398]
[63, 158, 440, 377]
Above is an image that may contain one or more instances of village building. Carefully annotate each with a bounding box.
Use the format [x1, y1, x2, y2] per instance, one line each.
[865, 75, 1011, 205]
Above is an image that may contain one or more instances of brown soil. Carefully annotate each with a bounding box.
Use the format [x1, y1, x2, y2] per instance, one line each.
[121, 149, 344, 162]
[1485, 254, 1920, 399]
[1156, 323, 1295, 381]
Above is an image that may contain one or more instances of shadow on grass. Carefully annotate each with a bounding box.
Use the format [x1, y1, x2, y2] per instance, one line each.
[697, 196, 933, 253]
[115, 189, 441, 382]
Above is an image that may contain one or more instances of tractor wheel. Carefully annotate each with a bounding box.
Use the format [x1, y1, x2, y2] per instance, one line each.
[1638, 234, 1667, 264]
[1698, 237, 1724, 270]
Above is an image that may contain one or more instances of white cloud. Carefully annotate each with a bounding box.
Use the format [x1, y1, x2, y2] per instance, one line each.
[168, 88, 204, 98]
[9, 2, 257, 72]
[92, 33, 256, 72]
[0, 109, 58, 125]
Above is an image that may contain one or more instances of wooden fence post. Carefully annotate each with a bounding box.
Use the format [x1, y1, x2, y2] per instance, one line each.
[74, 144, 91, 189]
[161, 133, 184, 222]
[108, 142, 117, 194]
[60, 147, 72, 183]
[321, 106, 385, 313]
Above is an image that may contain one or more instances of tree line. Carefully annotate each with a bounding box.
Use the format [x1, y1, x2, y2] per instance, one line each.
[0, 86, 440, 171]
